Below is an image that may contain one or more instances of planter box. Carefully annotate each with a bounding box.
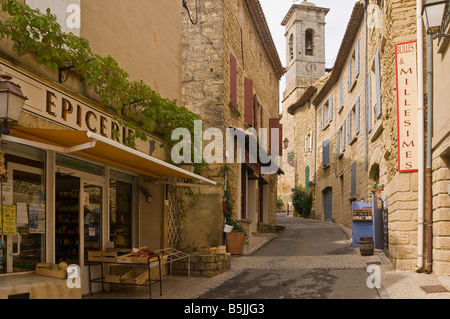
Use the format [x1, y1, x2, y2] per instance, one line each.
[226, 232, 245, 255]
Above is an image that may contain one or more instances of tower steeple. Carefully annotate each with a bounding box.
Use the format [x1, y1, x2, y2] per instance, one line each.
[278, 1, 329, 201]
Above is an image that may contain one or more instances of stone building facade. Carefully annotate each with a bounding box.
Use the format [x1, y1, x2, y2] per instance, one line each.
[279, 1, 329, 202]
[181, 0, 284, 252]
[0, 0, 215, 298]
[287, 0, 449, 276]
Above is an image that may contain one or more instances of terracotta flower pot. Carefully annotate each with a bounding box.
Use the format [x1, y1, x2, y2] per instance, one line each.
[226, 232, 245, 255]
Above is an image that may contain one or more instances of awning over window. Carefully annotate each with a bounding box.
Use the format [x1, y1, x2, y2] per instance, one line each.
[6, 126, 216, 186]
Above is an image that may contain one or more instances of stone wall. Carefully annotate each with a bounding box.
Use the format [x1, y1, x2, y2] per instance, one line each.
[171, 253, 231, 278]
[181, 0, 282, 250]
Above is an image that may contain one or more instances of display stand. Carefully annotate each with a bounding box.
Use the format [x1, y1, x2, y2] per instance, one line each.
[155, 247, 191, 277]
[87, 254, 162, 299]
[87, 248, 190, 299]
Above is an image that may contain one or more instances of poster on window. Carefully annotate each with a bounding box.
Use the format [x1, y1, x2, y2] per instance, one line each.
[0, 205, 16, 236]
[29, 203, 45, 234]
[395, 41, 418, 172]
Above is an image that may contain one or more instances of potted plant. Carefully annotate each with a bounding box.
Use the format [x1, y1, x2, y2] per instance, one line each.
[369, 182, 384, 196]
[225, 220, 247, 255]
[221, 164, 248, 255]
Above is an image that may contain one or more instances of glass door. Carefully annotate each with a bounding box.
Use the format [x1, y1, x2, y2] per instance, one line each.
[55, 173, 81, 265]
[82, 183, 102, 266]
[2, 163, 45, 273]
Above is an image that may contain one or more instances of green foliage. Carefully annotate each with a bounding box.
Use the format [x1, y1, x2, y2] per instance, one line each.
[292, 185, 313, 218]
[0, 0, 202, 168]
[277, 197, 284, 208]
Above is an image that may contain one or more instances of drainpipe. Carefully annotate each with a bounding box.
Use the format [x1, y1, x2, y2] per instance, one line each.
[426, 32, 433, 274]
[416, 0, 425, 273]
[364, 0, 369, 172]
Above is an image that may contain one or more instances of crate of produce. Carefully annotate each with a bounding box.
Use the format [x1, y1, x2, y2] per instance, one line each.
[120, 268, 148, 285]
[35, 263, 67, 279]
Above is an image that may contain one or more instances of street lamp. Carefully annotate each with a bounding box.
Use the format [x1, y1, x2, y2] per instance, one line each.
[283, 138, 289, 150]
[422, 0, 450, 38]
[0, 74, 28, 135]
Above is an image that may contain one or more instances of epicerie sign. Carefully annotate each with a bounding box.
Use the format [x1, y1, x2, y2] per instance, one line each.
[395, 41, 419, 172]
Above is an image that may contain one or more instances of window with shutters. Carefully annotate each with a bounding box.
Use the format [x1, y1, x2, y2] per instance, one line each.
[25, 0, 81, 36]
[341, 120, 346, 152]
[321, 95, 333, 130]
[305, 132, 312, 153]
[244, 77, 254, 126]
[339, 79, 344, 112]
[269, 118, 283, 156]
[369, 49, 383, 142]
[348, 40, 359, 92]
[230, 54, 238, 108]
[351, 162, 357, 197]
[337, 129, 341, 158]
[349, 97, 360, 146]
[322, 139, 330, 167]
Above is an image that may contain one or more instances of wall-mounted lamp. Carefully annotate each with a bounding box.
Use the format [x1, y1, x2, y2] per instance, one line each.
[0, 74, 28, 135]
[422, 0, 450, 40]
[283, 138, 290, 150]
[183, 0, 198, 25]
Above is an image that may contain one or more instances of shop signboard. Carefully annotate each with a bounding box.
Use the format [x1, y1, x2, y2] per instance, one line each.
[0, 60, 165, 160]
[395, 41, 419, 172]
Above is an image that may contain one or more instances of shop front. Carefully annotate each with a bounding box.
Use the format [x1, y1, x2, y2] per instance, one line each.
[0, 60, 215, 298]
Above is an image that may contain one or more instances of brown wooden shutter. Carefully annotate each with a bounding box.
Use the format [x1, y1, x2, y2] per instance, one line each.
[230, 54, 238, 108]
[269, 118, 283, 156]
[244, 77, 253, 126]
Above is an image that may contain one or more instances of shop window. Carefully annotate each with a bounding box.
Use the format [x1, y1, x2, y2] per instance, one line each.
[109, 179, 133, 249]
[305, 29, 314, 56]
[1, 143, 46, 274]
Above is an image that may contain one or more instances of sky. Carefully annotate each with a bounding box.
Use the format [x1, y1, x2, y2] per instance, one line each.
[259, 0, 357, 111]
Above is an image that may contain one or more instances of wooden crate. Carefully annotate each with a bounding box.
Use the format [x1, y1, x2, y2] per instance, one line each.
[35, 263, 67, 279]
[120, 268, 148, 285]
[88, 251, 104, 262]
[105, 274, 122, 283]
[102, 251, 117, 263]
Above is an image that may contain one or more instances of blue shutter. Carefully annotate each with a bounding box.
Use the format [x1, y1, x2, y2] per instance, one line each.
[355, 97, 360, 135]
[348, 59, 352, 92]
[323, 140, 330, 166]
[340, 79, 344, 106]
[337, 130, 340, 156]
[328, 96, 333, 123]
[355, 40, 360, 77]
[351, 162, 357, 196]
[368, 74, 372, 132]
[348, 111, 352, 142]
[321, 105, 325, 129]
[342, 121, 346, 151]
[375, 49, 382, 118]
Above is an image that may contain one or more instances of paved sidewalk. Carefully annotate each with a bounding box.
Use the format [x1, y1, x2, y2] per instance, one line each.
[85, 215, 450, 300]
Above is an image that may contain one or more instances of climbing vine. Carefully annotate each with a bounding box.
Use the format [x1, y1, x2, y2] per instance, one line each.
[0, 0, 201, 165]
